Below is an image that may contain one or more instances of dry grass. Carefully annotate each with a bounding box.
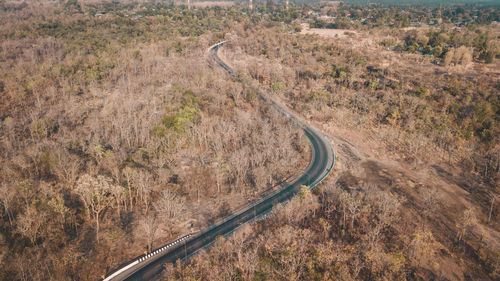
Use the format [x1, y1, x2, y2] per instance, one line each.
[300, 23, 358, 39]
[175, 1, 234, 7]
[220, 26, 500, 280]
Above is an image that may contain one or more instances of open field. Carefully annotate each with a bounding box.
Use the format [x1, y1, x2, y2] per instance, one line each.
[174, 1, 234, 7]
[300, 23, 358, 38]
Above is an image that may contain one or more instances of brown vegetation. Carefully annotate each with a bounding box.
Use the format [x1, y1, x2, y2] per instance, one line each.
[173, 15, 499, 281]
[0, 1, 498, 280]
[0, 2, 308, 280]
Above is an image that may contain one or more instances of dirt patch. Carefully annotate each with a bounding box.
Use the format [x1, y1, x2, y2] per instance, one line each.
[179, 1, 234, 8]
[300, 23, 358, 39]
[318, 120, 498, 280]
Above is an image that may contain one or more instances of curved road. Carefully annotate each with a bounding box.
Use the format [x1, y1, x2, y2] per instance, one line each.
[102, 42, 335, 281]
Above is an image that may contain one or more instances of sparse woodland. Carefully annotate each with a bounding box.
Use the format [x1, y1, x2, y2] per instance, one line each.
[0, 2, 307, 280]
[225, 26, 499, 182]
[0, 1, 499, 281]
[213, 21, 500, 280]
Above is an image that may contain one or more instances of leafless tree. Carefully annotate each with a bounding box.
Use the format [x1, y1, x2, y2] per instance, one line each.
[372, 190, 401, 228]
[122, 167, 135, 211]
[108, 181, 125, 217]
[154, 189, 185, 221]
[0, 182, 15, 226]
[488, 190, 498, 224]
[346, 193, 363, 230]
[75, 174, 115, 243]
[16, 204, 47, 244]
[130, 170, 154, 215]
[140, 212, 159, 253]
[421, 186, 441, 229]
[456, 207, 477, 243]
[53, 149, 81, 184]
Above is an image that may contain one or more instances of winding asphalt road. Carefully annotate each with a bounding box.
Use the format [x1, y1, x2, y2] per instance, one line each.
[102, 42, 335, 281]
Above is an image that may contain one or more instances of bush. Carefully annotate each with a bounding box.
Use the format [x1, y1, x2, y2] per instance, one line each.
[30, 118, 56, 138]
[415, 86, 430, 97]
[379, 37, 397, 48]
[444, 46, 472, 66]
[271, 82, 285, 93]
[331, 64, 350, 79]
[293, 23, 302, 33]
[433, 45, 443, 58]
[480, 51, 494, 64]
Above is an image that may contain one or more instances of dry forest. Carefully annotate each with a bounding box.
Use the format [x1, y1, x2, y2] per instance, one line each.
[0, 1, 499, 280]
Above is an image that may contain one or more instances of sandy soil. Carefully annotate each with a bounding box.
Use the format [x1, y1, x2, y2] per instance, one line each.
[317, 115, 500, 280]
[300, 23, 358, 39]
[176, 1, 234, 7]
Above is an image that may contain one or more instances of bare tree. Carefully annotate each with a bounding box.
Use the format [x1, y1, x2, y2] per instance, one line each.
[53, 149, 81, 184]
[408, 228, 438, 267]
[108, 181, 125, 217]
[421, 186, 441, 229]
[100, 152, 123, 187]
[16, 204, 47, 244]
[131, 170, 154, 214]
[75, 174, 115, 243]
[373, 191, 401, 227]
[140, 212, 159, 253]
[488, 190, 498, 224]
[346, 193, 363, 230]
[0, 182, 15, 226]
[456, 207, 477, 243]
[154, 189, 185, 220]
[122, 167, 135, 211]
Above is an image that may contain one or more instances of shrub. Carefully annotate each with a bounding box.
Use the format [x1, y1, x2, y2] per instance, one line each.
[331, 64, 350, 79]
[385, 108, 401, 126]
[415, 86, 430, 98]
[30, 118, 55, 138]
[271, 82, 285, 93]
[444, 46, 472, 66]
[433, 45, 443, 58]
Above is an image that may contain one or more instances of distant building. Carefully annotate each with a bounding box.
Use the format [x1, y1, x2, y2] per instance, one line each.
[410, 19, 421, 26]
[319, 15, 335, 20]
